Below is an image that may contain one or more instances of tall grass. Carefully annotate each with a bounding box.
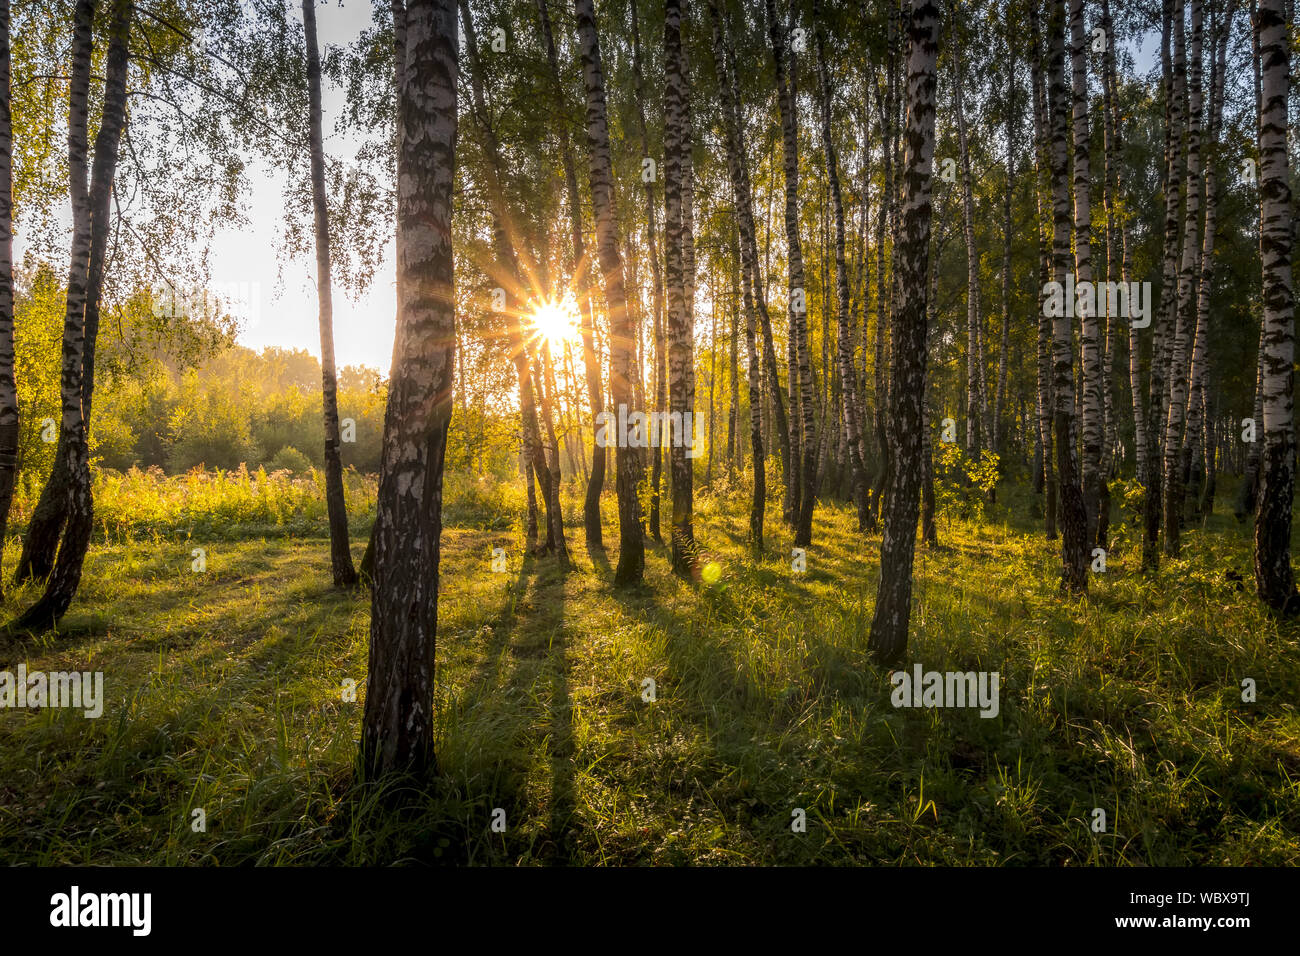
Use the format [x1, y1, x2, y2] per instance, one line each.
[8, 465, 377, 543]
[0, 471, 1296, 865]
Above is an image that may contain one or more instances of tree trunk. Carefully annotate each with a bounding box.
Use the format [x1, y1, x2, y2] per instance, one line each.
[815, 6, 870, 531]
[538, 0, 604, 551]
[534, 345, 570, 570]
[1145, 0, 1183, 569]
[1047, 0, 1088, 594]
[727, 229, 739, 478]
[852, 152, 874, 522]
[742, 242, 766, 554]
[664, 0, 696, 576]
[0, 0, 18, 595]
[16, 0, 132, 630]
[868, 0, 939, 666]
[577, 0, 644, 585]
[12, 0, 96, 589]
[766, 0, 818, 548]
[1253, 0, 1296, 611]
[1184, 0, 1236, 522]
[361, 0, 458, 778]
[870, 43, 896, 530]
[921, 201, 940, 547]
[953, 46, 983, 459]
[707, 267, 717, 491]
[304, 0, 358, 589]
[1239, 316, 1266, 521]
[996, 22, 1014, 458]
[628, 0, 666, 544]
[1163, 0, 1200, 558]
[1097, 0, 1118, 550]
[1070, 0, 1101, 550]
[1030, 1, 1057, 540]
[1101, 0, 1145, 552]
[1238, 0, 1266, 522]
[708, 0, 776, 552]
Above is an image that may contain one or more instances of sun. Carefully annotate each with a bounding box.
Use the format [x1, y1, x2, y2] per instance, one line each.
[528, 297, 580, 348]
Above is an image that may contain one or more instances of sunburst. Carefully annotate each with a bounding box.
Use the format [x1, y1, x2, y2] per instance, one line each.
[528, 297, 580, 348]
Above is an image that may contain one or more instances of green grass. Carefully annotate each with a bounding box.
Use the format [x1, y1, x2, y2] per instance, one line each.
[0, 477, 1296, 865]
[10, 465, 381, 544]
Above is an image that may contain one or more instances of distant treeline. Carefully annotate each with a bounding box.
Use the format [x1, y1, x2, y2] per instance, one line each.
[12, 263, 518, 483]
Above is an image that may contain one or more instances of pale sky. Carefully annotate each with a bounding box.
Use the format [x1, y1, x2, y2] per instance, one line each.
[215, 0, 397, 373]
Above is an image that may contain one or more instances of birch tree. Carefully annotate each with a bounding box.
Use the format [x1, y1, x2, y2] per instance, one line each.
[1252, 0, 1296, 611]
[16, 0, 132, 629]
[995, 18, 1014, 457]
[868, 0, 939, 665]
[1101, 0, 1144, 553]
[361, 0, 458, 778]
[815, 2, 869, 530]
[869, 17, 898, 530]
[460, 0, 567, 567]
[0, 0, 16, 592]
[766, 0, 818, 548]
[628, 0, 667, 543]
[11, 0, 96, 590]
[1141, 0, 1180, 568]
[664, 0, 696, 575]
[303, 0, 357, 589]
[1236, 0, 1265, 522]
[538, 0, 605, 550]
[576, 0, 644, 585]
[952, 44, 984, 458]
[1070, 0, 1101, 549]
[1162, 0, 1200, 558]
[709, 0, 777, 551]
[1030, 0, 1057, 540]
[1047, 0, 1088, 593]
[1183, 0, 1236, 519]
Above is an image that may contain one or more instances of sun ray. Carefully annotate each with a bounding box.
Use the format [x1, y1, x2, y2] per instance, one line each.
[527, 296, 581, 349]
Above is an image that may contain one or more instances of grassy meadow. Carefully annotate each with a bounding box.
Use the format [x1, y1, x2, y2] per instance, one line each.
[0, 467, 1296, 865]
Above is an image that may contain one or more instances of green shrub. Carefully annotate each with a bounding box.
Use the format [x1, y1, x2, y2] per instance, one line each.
[166, 385, 262, 472]
[267, 445, 315, 475]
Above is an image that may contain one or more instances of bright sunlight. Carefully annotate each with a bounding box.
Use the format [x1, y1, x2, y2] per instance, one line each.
[527, 296, 580, 348]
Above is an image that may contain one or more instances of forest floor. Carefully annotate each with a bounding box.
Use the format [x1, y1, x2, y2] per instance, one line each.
[0, 479, 1297, 865]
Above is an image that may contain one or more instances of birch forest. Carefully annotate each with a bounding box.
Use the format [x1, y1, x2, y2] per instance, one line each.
[0, 0, 1297, 870]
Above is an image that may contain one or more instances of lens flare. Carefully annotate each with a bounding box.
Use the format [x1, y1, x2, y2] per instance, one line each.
[529, 297, 579, 347]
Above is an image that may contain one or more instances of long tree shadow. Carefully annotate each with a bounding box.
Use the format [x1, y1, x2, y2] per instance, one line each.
[323, 537, 554, 864]
[386, 527, 584, 864]
[463, 547, 540, 694]
[460, 545, 575, 864]
[589, 542, 613, 580]
[588, 512, 908, 849]
[0, 613, 114, 658]
[147, 530, 548, 863]
[541, 570, 574, 864]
